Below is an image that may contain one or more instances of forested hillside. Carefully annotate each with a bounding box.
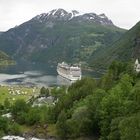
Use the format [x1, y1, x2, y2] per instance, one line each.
[0, 51, 14, 66]
[90, 21, 140, 69]
[0, 9, 125, 66]
[0, 61, 139, 140]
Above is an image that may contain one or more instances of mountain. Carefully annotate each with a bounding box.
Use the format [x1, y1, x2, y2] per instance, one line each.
[33, 9, 114, 26]
[90, 21, 140, 68]
[0, 9, 125, 66]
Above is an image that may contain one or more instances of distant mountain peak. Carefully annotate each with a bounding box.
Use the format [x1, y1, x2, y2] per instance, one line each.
[33, 8, 114, 26]
[33, 8, 71, 22]
[71, 10, 79, 15]
[48, 8, 68, 16]
[99, 13, 107, 18]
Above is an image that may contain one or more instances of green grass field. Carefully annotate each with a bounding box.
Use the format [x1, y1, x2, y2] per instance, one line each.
[0, 85, 40, 104]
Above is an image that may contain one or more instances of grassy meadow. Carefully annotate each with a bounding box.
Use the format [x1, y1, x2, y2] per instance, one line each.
[0, 85, 40, 104]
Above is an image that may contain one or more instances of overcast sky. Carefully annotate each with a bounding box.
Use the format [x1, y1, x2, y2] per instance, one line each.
[0, 0, 140, 31]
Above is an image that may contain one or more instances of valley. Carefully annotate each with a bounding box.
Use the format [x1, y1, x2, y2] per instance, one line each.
[0, 7, 140, 140]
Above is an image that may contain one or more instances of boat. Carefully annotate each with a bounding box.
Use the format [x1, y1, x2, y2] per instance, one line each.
[57, 62, 82, 81]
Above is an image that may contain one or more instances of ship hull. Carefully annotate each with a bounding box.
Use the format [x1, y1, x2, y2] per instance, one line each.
[57, 69, 81, 81]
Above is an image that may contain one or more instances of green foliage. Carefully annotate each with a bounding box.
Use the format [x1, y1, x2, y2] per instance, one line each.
[99, 74, 134, 139]
[11, 99, 29, 117]
[8, 123, 22, 135]
[109, 61, 127, 80]
[0, 130, 5, 138]
[40, 87, 49, 97]
[1, 61, 139, 140]
[0, 116, 8, 133]
[91, 21, 140, 68]
[100, 61, 133, 90]
[56, 110, 68, 139]
[119, 113, 140, 140]
[87, 89, 107, 134]
[53, 77, 96, 121]
[130, 80, 140, 108]
[100, 70, 114, 90]
[51, 86, 66, 99]
[25, 107, 41, 125]
[108, 117, 122, 140]
[44, 106, 56, 123]
[11, 99, 51, 126]
[0, 50, 14, 66]
[67, 106, 92, 137]
[0, 117, 21, 137]
[53, 61, 140, 139]
[4, 98, 11, 109]
[0, 18, 125, 67]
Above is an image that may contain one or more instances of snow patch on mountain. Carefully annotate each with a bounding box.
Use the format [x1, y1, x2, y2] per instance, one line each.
[99, 13, 107, 19]
[33, 9, 114, 26]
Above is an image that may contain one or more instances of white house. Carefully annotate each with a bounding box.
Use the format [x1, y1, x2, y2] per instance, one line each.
[134, 59, 140, 72]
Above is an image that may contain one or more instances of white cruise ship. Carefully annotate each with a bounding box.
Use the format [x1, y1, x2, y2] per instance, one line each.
[57, 62, 82, 81]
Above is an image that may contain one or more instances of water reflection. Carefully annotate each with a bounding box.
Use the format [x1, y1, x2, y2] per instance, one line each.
[0, 62, 104, 87]
[0, 71, 72, 87]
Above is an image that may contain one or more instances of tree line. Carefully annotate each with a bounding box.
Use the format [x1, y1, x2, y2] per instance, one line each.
[0, 61, 140, 140]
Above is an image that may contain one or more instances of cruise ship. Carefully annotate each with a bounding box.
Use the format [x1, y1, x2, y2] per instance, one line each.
[57, 62, 82, 81]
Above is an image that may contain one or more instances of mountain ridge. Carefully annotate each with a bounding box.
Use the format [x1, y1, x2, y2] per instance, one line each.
[32, 8, 114, 26]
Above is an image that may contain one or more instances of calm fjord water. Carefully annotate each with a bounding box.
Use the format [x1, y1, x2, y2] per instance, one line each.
[0, 62, 103, 87]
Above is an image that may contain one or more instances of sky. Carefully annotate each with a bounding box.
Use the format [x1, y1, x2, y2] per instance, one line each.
[0, 0, 140, 31]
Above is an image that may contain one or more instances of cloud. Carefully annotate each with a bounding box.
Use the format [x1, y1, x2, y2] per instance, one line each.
[0, 0, 139, 31]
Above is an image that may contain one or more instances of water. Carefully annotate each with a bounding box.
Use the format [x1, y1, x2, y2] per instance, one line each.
[0, 61, 103, 87]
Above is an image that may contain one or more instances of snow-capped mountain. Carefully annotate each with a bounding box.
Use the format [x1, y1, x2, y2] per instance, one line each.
[33, 8, 113, 26]
[0, 8, 125, 66]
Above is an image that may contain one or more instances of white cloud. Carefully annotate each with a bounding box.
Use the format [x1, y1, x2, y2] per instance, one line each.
[0, 0, 139, 31]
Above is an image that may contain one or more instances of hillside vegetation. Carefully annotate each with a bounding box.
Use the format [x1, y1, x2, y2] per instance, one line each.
[0, 51, 14, 66]
[0, 9, 125, 67]
[90, 21, 140, 69]
[0, 61, 140, 140]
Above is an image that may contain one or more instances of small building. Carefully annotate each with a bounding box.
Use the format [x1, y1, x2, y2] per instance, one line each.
[134, 59, 140, 72]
